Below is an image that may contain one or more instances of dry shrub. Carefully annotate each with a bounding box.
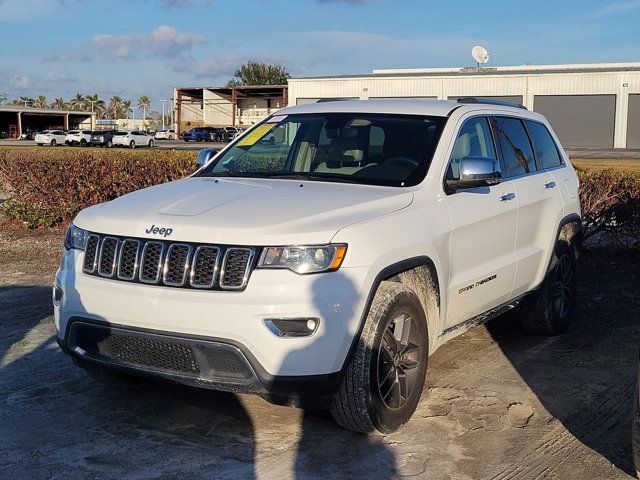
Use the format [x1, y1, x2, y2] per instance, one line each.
[0, 148, 197, 228]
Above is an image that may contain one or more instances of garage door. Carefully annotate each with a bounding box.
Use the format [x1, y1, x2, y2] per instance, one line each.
[447, 95, 523, 105]
[533, 95, 615, 148]
[627, 94, 640, 149]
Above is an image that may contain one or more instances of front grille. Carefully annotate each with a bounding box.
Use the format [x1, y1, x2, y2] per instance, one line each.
[82, 233, 255, 291]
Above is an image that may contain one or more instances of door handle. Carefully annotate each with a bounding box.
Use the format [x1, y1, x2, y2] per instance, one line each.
[500, 192, 516, 201]
[544, 181, 557, 189]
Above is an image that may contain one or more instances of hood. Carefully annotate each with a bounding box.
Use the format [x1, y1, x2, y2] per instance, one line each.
[74, 177, 414, 245]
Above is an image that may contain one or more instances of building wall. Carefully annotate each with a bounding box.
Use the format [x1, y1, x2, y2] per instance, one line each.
[203, 89, 233, 126]
[288, 66, 640, 148]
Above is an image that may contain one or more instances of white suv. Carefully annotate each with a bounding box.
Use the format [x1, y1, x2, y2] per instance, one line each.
[65, 129, 93, 146]
[112, 130, 155, 148]
[54, 99, 581, 433]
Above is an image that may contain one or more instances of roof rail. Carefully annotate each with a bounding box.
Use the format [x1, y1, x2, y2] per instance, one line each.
[456, 97, 527, 110]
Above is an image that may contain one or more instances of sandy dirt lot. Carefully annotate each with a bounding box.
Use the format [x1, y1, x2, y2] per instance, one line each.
[1, 228, 639, 479]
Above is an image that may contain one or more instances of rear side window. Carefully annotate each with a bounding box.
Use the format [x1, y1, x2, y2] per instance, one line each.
[491, 117, 535, 177]
[525, 120, 563, 169]
[447, 117, 496, 179]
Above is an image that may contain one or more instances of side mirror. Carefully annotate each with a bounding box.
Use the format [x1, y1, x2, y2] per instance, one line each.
[446, 156, 501, 190]
[196, 148, 218, 167]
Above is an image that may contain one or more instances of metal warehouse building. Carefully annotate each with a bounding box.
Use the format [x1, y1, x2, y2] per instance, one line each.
[0, 106, 94, 138]
[287, 62, 640, 149]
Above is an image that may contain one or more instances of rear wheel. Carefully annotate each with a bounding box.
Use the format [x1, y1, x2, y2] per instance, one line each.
[50, 139, 57, 146]
[148, 139, 154, 148]
[520, 240, 577, 335]
[106, 140, 113, 148]
[80, 138, 87, 147]
[330, 281, 428, 433]
[37, 143, 43, 146]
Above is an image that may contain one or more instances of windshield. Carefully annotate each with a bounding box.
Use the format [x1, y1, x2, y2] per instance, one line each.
[198, 113, 446, 187]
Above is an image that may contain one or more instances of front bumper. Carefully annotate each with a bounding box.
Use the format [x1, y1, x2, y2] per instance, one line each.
[55, 249, 370, 392]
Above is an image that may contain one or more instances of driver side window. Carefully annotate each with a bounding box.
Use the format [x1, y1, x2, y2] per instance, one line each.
[447, 117, 496, 180]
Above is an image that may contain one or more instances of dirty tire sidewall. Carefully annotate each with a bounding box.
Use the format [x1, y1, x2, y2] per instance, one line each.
[330, 281, 429, 434]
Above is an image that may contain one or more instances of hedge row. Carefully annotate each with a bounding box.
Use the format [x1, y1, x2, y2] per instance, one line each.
[0, 148, 197, 228]
[0, 148, 639, 249]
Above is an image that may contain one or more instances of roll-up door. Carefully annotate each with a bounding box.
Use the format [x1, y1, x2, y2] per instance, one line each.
[627, 94, 640, 149]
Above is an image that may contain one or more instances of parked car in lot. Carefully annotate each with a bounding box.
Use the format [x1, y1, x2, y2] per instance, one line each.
[155, 129, 177, 140]
[55, 98, 581, 433]
[65, 130, 93, 146]
[90, 130, 117, 148]
[182, 127, 208, 142]
[35, 130, 67, 146]
[112, 130, 154, 148]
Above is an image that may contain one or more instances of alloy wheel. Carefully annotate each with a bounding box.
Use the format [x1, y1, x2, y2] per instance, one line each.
[376, 312, 422, 410]
[552, 254, 573, 318]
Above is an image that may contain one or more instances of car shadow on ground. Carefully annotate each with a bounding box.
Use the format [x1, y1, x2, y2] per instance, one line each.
[486, 249, 640, 475]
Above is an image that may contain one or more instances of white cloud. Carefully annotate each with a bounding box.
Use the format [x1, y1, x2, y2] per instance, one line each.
[91, 25, 205, 60]
[591, 0, 640, 17]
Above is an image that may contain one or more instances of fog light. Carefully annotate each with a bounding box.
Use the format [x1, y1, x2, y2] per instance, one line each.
[263, 318, 319, 338]
[52, 285, 63, 306]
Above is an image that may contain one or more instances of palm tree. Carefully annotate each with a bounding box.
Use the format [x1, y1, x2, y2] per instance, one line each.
[70, 93, 87, 111]
[137, 96, 150, 120]
[16, 96, 34, 107]
[86, 93, 106, 118]
[50, 97, 67, 110]
[33, 95, 48, 108]
[122, 100, 133, 119]
[107, 96, 123, 119]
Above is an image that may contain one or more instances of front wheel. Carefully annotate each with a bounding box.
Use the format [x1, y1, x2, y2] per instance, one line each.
[148, 139, 154, 148]
[520, 240, 577, 335]
[129, 140, 135, 149]
[330, 281, 429, 433]
[50, 139, 57, 146]
[106, 140, 113, 148]
[80, 139, 87, 147]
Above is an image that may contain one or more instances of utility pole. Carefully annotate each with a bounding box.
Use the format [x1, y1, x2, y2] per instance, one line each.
[161, 99, 168, 130]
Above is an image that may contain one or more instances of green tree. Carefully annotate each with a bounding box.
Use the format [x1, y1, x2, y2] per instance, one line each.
[86, 93, 106, 118]
[70, 93, 87, 111]
[14, 96, 34, 107]
[226, 61, 290, 86]
[122, 100, 132, 119]
[33, 95, 48, 108]
[50, 97, 67, 110]
[137, 96, 150, 120]
[107, 96, 123, 119]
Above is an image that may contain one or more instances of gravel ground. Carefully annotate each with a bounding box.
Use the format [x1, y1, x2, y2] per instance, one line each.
[1, 228, 639, 479]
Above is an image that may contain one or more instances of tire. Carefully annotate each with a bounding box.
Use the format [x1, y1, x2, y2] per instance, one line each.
[184, 139, 189, 142]
[330, 281, 429, 434]
[80, 139, 87, 147]
[51, 139, 57, 146]
[520, 240, 577, 335]
[74, 358, 148, 388]
[633, 387, 640, 478]
[106, 140, 113, 148]
[148, 139, 154, 148]
[37, 143, 43, 146]
[129, 140, 135, 149]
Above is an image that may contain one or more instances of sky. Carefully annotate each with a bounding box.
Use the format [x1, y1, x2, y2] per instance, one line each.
[1, 0, 639, 116]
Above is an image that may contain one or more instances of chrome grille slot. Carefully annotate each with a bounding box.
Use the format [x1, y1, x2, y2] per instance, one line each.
[117, 239, 140, 280]
[81, 233, 254, 291]
[163, 244, 191, 286]
[98, 237, 119, 277]
[220, 248, 254, 290]
[190, 246, 220, 288]
[139, 242, 165, 284]
[82, 234, 100, 273]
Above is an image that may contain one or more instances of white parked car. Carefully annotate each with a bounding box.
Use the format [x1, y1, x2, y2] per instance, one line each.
[154, 129, 177, 140]
[35, 130, 67, 146]
[55, 98, 581, 433]
[112, 130, 154, 148]
[65, 129, 93, 146]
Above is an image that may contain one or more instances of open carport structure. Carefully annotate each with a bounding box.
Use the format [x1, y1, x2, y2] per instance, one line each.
[0, 105, 95, 138]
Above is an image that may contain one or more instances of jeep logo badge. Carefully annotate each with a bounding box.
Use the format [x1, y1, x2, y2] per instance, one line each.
[145, 224, 173, 237]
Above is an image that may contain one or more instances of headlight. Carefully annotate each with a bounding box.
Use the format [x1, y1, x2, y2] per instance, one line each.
[64, 224, 89, 251]
[258, 244, 347, 274]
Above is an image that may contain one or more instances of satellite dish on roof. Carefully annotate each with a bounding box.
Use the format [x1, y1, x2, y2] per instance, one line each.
[472, 45, 490, 66]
